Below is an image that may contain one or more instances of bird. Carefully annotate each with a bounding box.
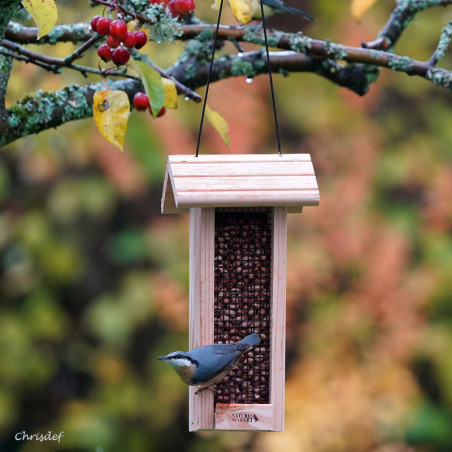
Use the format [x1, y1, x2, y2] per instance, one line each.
[251, 0, 315, 21]
[157, 332, 261, 394]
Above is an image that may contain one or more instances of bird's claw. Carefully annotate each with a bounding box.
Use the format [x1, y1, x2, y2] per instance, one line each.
[195, 385, 216, 395]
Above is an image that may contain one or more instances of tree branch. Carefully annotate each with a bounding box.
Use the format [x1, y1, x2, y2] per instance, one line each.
[168, 50, 371, 95]
[0, 78, 141, 147]
[0, 53, 13, 130]
[176, 24, 452, 90]
[0, 0, 22, 41]
[5, 22, 93, 44]
[363, 0, 452, 50]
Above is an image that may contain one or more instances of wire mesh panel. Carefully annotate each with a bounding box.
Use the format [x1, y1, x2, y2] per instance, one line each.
[214, 208, 272, 405]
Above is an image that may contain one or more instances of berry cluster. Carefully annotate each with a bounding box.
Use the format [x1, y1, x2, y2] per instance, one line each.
[133, 92, 166, 117]
[149, 0, 195, 19]
[91, 15, 148, 65]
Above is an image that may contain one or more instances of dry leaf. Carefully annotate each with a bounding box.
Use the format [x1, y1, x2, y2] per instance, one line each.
[22, 0, 58, 39]
[93, 90, 130, 151]
[206, 104, 230, 147]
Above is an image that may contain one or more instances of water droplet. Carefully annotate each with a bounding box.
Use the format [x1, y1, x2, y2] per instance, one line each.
[246, 77, 254, 84]
[184, 96, 190, 101]
[157, 40, 161, 44]
[238, 52, 243, 57]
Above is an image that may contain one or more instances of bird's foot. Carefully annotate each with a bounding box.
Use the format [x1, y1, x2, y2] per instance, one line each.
[195, 385, 216, 395]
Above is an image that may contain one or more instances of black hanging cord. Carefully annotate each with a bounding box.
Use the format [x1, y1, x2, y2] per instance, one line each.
[195, 0, 282, 157]
[260, 0, 282, 156]
[195, 0, 224, 157]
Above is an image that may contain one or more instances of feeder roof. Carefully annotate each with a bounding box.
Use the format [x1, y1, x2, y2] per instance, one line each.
[161, 154, 319, 214]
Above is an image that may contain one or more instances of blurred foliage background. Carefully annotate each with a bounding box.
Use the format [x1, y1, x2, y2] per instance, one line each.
[2, 0, 452, 451]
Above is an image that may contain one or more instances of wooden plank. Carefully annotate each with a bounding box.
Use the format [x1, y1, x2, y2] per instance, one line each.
[214, 404, 275, 431]
[174, 175, 318, 192]
[160, 163, 171, 214]
[189, 208, 215, 431]
[171, 161, 314, 177]
[177, 191, 320, 208]
[270, 207, 287, 431]
[169, 154, 312, 163]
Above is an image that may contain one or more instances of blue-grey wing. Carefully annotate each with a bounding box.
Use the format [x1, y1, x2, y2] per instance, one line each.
[187, 344, 241, 385]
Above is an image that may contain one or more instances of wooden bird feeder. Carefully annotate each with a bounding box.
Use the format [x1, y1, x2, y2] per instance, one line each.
[161, 154, 319, 431]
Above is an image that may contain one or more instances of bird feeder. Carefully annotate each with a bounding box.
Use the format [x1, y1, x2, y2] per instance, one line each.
[161, 154, 319, 431]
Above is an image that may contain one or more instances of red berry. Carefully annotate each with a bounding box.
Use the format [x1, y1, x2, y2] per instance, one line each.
[109, 20, 127, 40]
[174, 0, 195, 16]
[91, 15, 102, 32]
[133, 92, 150, 111]
[112, 46, 130, 65]
[134, 30, 148, 49]
[107, 35, 121, 48]
[97, 43, 112, 62]
[96, 17, 112, 35]
[167, 0, 179, 18]
[122, 31, 137, 48]
[157, 106, 166, 117]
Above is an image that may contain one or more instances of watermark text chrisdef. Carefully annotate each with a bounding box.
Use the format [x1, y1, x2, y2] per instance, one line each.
[15, 431, 64, 443]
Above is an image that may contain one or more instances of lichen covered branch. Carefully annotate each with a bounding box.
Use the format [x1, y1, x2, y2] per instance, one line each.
[0, 79, 141, 147]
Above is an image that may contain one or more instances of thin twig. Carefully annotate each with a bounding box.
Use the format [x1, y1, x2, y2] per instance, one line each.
[0, 40, 138, 79]
[64, 35, 103, 64]
[0, 48, 55, 72]
[91, 0, 150, 23]
[130, 50, 201, 102]
[428, 21, 452, 67]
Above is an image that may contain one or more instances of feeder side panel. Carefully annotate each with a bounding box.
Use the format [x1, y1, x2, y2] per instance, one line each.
[188, 207, 215, 431]
[270, 207, 287, 431]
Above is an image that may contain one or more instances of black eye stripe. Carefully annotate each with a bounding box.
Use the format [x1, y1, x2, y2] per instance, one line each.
[169, 354, 199, 366]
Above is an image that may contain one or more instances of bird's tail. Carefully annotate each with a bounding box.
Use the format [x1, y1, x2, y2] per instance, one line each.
[236, 332, 261, 351]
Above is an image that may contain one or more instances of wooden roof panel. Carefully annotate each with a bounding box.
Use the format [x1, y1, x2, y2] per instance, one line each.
[161, 154, 319, 214]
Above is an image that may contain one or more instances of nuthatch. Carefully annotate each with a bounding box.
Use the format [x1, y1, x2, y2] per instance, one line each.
[157, 333, 260, 394]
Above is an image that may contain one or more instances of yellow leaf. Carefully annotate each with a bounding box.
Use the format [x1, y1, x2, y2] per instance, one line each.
[228, 0, 253, 24]
[350, 0, 378, 20]
[22, 0, 58, 39]
[162, 79, 178, 109]
[93, 90, 130, 151]
[206, 104, 230, 147]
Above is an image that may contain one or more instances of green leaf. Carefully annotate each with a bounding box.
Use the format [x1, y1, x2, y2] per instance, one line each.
[206, 104, 230, 147]
[132, 60, 165, 118]
[22, 0, 58, 39]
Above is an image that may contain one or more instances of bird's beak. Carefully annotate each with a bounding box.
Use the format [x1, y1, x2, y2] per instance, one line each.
[157, 356, 168, 361]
